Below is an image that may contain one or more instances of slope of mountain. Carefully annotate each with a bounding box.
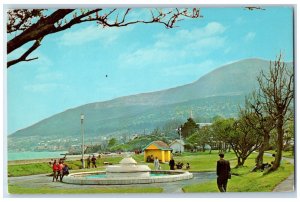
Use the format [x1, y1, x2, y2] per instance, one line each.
[9, 58, 282, 139]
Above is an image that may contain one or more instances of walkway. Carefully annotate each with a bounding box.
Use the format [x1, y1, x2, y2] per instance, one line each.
[272, 156, 295, 192]
[8, 172, 216, 194]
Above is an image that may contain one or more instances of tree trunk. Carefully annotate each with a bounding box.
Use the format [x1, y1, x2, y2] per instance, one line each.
[236, 156, 247, 167]
[237, 157, 242, 167]
[270, 116, 284, 171]
[241, 157, 246, 166]
[256, 133, 270, 168]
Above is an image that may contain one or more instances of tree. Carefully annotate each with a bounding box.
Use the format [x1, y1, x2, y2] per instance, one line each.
[210, 117, 233, 153]
[242, 93, 275, 169]
[257, 53, 294, 172]
[180, 117, 199, 139]
[108, 138, 117, 148]
[7, 8, 201, 68]
[187, 126, 212, 152]
[229, 114, 262, 167]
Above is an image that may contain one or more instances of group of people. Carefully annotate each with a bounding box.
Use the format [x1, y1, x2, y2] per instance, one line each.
[51, 159, 69, 182]
[86, 155, 97, 168]
[152, 156, 190, 171]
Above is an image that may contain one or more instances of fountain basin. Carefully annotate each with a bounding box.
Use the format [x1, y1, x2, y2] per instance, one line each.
[63, 157, 193, 185]
[62, 170, 193, 185]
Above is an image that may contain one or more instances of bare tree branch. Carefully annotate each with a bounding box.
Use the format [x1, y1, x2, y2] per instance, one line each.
[7, 37, 43, 68]
[7, 8, 202, 67]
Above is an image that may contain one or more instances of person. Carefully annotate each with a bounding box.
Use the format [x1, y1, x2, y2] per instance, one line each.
[61, 164, 69, 181]
[52, 160, 59, 182]
[56, 160, 64, 181]
[216, 153, 231, 192]
[154, 157, 160, 170]
[150, 155, 154, 162]
[87, 156, 91, 169]
[169, 157, 175, 170]
[271, 154, 276, 165]
[91, 155, 97, 168]
[186, 163, 190, 170]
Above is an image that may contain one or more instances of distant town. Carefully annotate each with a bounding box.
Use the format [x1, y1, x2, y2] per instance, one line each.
[8, 134, 137, 153]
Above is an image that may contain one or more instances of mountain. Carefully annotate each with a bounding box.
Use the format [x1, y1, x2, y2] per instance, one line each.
[9, 58, 283, 140]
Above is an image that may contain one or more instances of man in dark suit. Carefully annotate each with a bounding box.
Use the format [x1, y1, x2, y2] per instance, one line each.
[169, 157, 175, 170]
[216, 153, 231, 192]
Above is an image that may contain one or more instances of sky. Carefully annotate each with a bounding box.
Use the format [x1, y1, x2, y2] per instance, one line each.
[6, 7, 294, 135]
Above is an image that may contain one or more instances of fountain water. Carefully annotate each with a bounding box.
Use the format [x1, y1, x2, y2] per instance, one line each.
[106, 157, 151, 178]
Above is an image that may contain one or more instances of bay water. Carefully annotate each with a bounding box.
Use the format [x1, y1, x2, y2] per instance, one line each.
[8, 151, 68, 161]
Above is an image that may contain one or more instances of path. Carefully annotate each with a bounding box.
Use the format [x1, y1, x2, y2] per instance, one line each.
[272, 156, 295, 192]
[8, 171, 216, 194]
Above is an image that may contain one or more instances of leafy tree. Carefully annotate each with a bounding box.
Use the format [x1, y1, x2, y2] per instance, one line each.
[231, 111, 262, 167]
[180, 118, 199, 139]
[108, 138, 117, 148]
[7, 8, 201, 67]
[210, 117, 233, 153]
[187, 126, 211, 152]
[257, 53, 294, 172]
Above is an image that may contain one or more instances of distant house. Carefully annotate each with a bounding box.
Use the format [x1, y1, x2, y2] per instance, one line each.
[197, 123, 212, 128]
[169, 139, 185, 153]
[143, 141, 172, 163]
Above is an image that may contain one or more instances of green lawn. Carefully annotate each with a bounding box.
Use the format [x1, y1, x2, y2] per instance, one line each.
[265, 150, 294, 158]
[182, 160, 294, 192]
[8, 184, 163, 194]
[8, 155, 126, 177]
[7, 151, 284, 176]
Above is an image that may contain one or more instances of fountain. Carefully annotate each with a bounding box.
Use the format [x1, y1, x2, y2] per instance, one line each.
[63, 156, 193, 185]
[106, 157, 151, 178]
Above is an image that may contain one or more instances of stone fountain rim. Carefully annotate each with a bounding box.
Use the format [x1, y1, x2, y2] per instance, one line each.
[62, 170, 193, 185]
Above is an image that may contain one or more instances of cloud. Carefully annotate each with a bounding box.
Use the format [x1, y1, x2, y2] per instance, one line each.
[235, 17, 245, 25]
[35, 72, 64, 81]
[24, 83, 68, 93]
[59, 25, 134, 46]
[244, 32, 256, 42]
[118, 22, 227, 69]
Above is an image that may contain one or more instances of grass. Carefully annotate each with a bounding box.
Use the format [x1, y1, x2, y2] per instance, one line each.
[8, 155, 126, 177]
[172, 151, 238, 171]
[8, 184, 163, 194]
[8, 163, 52, 177]
[182, 160, 294, 192]
[265, 150, 294, 158]
[7, 151, 281, 176]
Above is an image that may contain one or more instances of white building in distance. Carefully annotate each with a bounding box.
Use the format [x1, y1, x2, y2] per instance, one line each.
[169, 139, 185, 153]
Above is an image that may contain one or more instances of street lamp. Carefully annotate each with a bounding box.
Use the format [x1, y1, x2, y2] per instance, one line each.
[178, 127, 182, 141]
[176, 127, 182, 153]
[81, 113, 85, 169]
